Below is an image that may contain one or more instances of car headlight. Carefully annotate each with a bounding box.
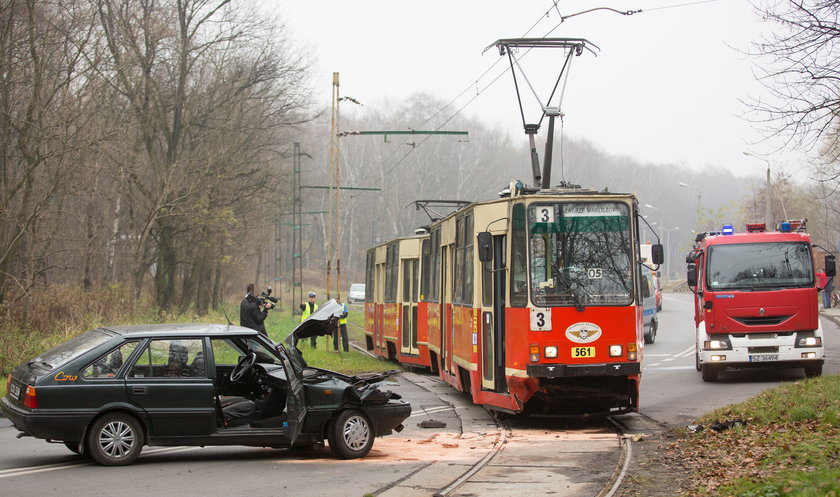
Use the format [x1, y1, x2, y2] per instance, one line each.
[796, 336, 822, 347]
[704, 339, 732, 350]
[544, 346, 558, 359]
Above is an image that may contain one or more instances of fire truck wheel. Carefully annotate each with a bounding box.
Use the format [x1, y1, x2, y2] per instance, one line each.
[804, 363, 822, 378]
[701, 364, 719, 382]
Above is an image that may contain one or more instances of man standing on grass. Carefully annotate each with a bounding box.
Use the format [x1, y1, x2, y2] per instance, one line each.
[333, 299, 349, 352]
[300, 291, 318, 347]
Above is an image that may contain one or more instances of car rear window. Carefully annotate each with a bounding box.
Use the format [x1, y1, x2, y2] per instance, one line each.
[29, 329, 113, 371]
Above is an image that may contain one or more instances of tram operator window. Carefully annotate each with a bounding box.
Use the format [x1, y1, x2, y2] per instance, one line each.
[528, 202, 633, 307]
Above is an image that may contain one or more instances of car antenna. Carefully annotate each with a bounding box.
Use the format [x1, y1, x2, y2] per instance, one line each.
[222, 305, 233, 327]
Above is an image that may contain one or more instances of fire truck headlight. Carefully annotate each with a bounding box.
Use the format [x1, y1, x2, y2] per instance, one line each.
[704, 339, 731, 350]
[801, 352, 817, 359]
[796, 336, 821, 347]
[609, 345, 622, 357]
[711, 355, 726, 362]
[544, 346, 558, 359]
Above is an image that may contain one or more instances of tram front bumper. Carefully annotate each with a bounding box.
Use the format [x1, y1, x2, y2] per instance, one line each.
[527, 362, 641, 378]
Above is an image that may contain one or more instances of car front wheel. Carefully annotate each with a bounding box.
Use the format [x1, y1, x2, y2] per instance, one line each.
[328, 409, 373, 459]
[86, 413, 144, 466]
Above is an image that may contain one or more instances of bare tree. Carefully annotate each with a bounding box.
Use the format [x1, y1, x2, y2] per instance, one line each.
[749, 1, 840, 160]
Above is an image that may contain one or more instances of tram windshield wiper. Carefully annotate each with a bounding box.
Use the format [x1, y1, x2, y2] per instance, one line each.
[552, 262, 586, 312]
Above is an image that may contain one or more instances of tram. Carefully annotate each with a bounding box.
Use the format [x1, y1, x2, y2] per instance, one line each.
[364, 182, 662, 414]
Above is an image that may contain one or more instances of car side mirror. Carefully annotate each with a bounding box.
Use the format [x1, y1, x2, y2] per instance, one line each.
[477, 232, 493, 262]
[826, 254, 836, 277]
[651, 244, 664, 265]
[687, 262, 697, 288]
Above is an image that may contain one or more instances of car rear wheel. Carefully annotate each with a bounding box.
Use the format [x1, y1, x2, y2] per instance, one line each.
[328, 409, 373, 459]
[86, 413, 143, 466]
[644, 319, 657, 344]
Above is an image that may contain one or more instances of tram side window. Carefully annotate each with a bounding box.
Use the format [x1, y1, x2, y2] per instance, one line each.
[464, 214, 473, 306]
[385, 244, 399, 303]
[510, 203, 528, 307]
[365, 250, 375, 302]
[454, 217, 464, 303]
[429, 229, 440, 302]
[421, 239, 430, 301]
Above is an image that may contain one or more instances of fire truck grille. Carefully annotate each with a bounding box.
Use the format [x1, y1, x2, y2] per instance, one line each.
[748, 346, 780, 354]
[733, 315, 791, 326]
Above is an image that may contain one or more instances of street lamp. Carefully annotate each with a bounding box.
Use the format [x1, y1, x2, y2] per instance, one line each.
[678, 182, 701, 208]
[661, 226, 680, 280]
[743, 151, 772, 227]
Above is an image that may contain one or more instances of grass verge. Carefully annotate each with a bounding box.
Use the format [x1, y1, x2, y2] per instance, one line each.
[673, 375, 840, 497]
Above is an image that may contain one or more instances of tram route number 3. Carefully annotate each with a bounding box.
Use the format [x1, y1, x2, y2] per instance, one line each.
[530, 307, 552, 331]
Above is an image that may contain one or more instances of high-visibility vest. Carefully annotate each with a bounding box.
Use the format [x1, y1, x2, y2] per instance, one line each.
[339, 303, 348, 325]
[301, 302, 318, 322]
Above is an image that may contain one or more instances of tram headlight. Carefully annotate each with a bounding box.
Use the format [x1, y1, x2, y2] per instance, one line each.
[529, 344, 540, 362]
[609, 345, 622, 357]
[627, 343, 637, 361]
[544, 346, 558, 359]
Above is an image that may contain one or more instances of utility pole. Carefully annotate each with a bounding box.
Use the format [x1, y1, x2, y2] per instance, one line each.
[293, 142, 303, 315]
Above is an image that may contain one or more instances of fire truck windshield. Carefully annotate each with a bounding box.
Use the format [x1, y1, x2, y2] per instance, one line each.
[706, 242, 813, 290]
[528, 202, 633, 307]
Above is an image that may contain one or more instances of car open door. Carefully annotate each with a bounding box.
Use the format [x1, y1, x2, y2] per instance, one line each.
[280, 353, 307, 445]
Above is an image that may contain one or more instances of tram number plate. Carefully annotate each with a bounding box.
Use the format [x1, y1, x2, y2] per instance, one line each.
[749, 354, 778, 363]
[572, 347, 595, 358]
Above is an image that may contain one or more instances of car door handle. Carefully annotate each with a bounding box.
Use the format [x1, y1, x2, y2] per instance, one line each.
[132, 386, 147, 395]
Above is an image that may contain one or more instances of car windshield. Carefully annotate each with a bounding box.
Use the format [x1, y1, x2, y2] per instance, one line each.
[706, 241, 814, 290]
[29, 329, 113, 371]
[528, 202, 633, 307]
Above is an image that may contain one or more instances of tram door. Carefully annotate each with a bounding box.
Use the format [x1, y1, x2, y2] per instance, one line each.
[400, 258, 419, 356]
[440, 247, 451, 374]
[480, 235, 507, 392]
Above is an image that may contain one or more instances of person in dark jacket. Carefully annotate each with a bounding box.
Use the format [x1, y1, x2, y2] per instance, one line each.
[240, 283, 268, 336]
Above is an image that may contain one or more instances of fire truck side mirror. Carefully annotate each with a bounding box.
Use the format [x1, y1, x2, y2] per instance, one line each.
[477, 232, 493, 263]
[826, 255, 836, 277]
[687, 262, 698, 288]
[651, 244, 664, 265]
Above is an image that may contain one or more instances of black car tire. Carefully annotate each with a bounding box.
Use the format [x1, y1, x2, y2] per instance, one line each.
[328, 409, 373, 459]
[644, 318, 657, 344]
[86, 413, 144, 466]
[701, 364, 719, 382]
[804, 363, 822, 378]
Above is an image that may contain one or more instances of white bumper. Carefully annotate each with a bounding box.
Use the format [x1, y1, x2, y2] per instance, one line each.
[696, 320, 824, 367]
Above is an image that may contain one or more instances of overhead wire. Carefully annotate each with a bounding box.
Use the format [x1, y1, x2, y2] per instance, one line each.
[358, 0, 718, 186]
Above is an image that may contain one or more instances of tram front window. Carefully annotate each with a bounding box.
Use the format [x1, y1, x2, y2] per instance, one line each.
[528, 202, 633, 307]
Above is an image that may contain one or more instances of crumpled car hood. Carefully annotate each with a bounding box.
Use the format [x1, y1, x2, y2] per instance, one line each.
[283, 299, 342, 371]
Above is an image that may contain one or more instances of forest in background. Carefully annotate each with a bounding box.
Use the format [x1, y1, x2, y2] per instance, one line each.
[1, 0, 838, 330]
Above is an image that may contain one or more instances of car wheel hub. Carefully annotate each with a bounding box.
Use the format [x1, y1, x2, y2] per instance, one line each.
[342, 415, 370, 451]
[100, 421, 135, 457]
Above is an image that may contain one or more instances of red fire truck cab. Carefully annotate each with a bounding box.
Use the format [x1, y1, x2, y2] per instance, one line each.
[686, 221, 835, 382]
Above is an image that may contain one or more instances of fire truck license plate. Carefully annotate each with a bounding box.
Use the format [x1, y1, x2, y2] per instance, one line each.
[749, 354, 779, 362]
[572, 347, 595, 358]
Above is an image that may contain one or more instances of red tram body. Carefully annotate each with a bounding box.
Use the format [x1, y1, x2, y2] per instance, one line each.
[364, 187, 648, 414]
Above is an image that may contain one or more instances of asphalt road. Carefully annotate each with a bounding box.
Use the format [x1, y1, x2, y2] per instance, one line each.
[2, 294, 837, 496]
[637, 292, 840, 427]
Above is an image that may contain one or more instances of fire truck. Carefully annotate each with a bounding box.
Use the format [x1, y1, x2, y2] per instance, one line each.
[686, 220, 835, 382]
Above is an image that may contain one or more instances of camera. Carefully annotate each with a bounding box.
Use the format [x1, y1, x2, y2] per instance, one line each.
[256, 287, 279, 310]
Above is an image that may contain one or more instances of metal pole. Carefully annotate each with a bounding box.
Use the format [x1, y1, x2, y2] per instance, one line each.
[541, 113, 556, 190]
[293, 142, 303, 315]
[765, 165, 772, 228]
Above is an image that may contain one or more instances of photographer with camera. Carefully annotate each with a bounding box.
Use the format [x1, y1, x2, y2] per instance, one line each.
[240, 283, 270, 336]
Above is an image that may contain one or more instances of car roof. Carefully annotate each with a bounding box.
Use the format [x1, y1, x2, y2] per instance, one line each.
[99, 323, 260, 339]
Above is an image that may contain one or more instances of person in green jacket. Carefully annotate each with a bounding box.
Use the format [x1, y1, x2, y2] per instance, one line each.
[300, 291, 318, 347]
[333, 299, 349, 352]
